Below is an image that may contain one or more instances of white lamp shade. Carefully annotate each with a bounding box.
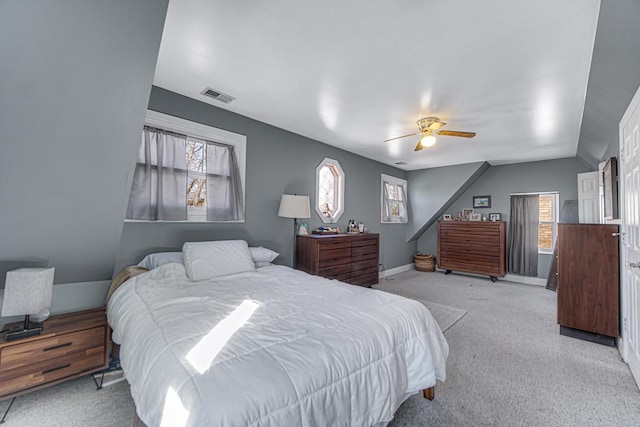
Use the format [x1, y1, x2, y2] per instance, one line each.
[1, 268, 54, 317]
[278, 194, 311, 219]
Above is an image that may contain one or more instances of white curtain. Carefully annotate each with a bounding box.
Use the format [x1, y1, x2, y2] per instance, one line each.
[382, 180, 407, 223]
[126, 127, 188, 221]
[205, 142, 244, 221]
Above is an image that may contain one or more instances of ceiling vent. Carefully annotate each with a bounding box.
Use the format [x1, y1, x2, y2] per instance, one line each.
[201, 87, 235, 104]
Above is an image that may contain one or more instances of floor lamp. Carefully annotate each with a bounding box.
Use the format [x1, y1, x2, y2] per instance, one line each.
[278, 194, 310, 268]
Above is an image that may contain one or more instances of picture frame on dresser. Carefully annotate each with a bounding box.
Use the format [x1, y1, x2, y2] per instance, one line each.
[489, 213, 501, 221]
[469, 213, 481, 221]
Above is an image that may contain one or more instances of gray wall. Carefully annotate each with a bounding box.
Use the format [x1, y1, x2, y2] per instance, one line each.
[406, 162, 489, 241]
[416, 157, 591, 278]
[0, 1, 168, 285]
[576, 0, 640, 168]
[114, 87, 417, 273]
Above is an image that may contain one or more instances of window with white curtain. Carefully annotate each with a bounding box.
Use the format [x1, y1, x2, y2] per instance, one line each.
[381, 174, 408, 223]
[126, 111, 246, 222]
[315, 158, 344, 223]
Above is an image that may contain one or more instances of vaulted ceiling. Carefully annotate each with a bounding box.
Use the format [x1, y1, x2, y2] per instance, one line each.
[153, 0, 640, 171]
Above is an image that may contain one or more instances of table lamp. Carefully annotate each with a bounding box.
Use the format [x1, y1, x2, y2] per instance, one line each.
[1, 267, 54, 341]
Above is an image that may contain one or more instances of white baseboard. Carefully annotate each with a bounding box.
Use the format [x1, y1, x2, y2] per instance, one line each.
[0, 280, 111, 325]
[504, 274, 546, 286]
[379, 263, 414, 278]
[397, 265, 547, 286]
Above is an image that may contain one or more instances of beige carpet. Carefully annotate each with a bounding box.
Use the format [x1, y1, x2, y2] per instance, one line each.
[374, 287, 467, 332]
[3, 269, 639, 426]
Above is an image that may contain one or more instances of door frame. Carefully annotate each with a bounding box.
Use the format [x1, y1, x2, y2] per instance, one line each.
[618, 83, 640, 387]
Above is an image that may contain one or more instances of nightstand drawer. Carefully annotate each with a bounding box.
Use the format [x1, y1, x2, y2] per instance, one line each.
[0, 349, 105, 396]
[0, 327, 106, 372]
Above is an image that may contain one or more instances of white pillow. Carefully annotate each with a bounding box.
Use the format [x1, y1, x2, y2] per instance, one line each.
[249, 246, 279, 264]
[182, 240, 255, 281]
[137, 252, 184, 270]
[254, 261, 274, 268]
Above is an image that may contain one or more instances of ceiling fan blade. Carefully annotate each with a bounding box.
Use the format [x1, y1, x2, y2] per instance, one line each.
[427, 121, 446, 131]
[414, 140, 424, 151]
[384, 132, 421, 142]
[437, 130, 476, 138]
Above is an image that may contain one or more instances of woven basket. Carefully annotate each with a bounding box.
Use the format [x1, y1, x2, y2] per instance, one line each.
[414, 254, 435, 272]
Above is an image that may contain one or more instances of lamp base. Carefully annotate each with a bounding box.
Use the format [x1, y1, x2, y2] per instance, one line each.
[5, 321, 43, 341]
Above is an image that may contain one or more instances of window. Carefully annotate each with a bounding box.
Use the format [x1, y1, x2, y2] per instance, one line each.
[315, 158, 344, 223]
[538, 193, 558, 253]
[126, 111, 246, 222]
[381, 174, 408, 223]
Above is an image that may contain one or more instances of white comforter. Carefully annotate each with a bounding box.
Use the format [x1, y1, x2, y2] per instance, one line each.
[107, 263, 448, 427]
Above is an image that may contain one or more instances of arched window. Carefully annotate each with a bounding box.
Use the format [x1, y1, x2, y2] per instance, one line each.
[315, 158, 344, 223]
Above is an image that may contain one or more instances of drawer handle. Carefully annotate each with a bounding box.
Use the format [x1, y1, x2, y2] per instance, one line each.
[43, 364, 71, 374]
[43, 342, 72, 352]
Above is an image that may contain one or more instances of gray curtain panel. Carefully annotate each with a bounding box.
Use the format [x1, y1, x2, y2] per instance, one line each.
[126, 127, 188, 221]
[507, 194, 539, 276]
[205, 142, 244, 221]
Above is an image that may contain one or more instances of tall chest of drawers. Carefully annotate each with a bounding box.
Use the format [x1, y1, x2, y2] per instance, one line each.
[296, 233, 380, 287]
[437, 221, 507, 281]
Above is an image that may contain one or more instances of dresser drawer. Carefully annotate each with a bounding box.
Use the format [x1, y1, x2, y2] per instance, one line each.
[352, 244, 377, 257]
[319, 264, 352, 278]
[318, 240, 351, 250]
[0, 327, 106, 372]
[319, 248, 351, 265]
[350, 272, 379, 287]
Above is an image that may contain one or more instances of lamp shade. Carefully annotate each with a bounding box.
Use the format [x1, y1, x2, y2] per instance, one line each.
[1, 268, 54, 317]
[278, 194, 311, 219]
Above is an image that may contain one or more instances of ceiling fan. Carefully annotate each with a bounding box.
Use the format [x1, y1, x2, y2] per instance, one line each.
[384, 117, 476, 151]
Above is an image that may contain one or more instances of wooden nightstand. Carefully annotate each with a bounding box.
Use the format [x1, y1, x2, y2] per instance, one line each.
[0, 308, 109, 419]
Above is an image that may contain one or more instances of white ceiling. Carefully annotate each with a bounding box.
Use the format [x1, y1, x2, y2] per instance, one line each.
[153, 1, 601, 171]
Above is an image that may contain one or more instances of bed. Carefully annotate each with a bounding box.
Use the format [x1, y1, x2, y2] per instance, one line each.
[107, 241, 449, 427]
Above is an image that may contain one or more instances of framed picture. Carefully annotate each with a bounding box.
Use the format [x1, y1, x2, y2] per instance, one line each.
[443, 213, 453, 221]
[603, 157, 618, 220]
[462, 208, 474, 218]
[469, 213, 482, 221]
[489, 213, 502, 221]
[473, 195, 491, 208]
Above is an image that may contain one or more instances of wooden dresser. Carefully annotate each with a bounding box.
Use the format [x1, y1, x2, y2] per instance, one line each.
[296, 233, 379, 286]
[437, 221, 507, 281]
[0, 308, 109, 399]
[557, 223, 619, 345]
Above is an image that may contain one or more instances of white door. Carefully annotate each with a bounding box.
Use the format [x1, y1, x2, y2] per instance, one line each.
[620, 85, 640, 388]
[577, 171, 600, 223]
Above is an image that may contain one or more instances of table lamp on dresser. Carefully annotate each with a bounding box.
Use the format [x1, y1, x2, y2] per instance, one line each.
[1, 267, 54, 341]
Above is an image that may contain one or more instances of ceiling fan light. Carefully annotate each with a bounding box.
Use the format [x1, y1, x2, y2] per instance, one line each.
[420, 134, 437, 147]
